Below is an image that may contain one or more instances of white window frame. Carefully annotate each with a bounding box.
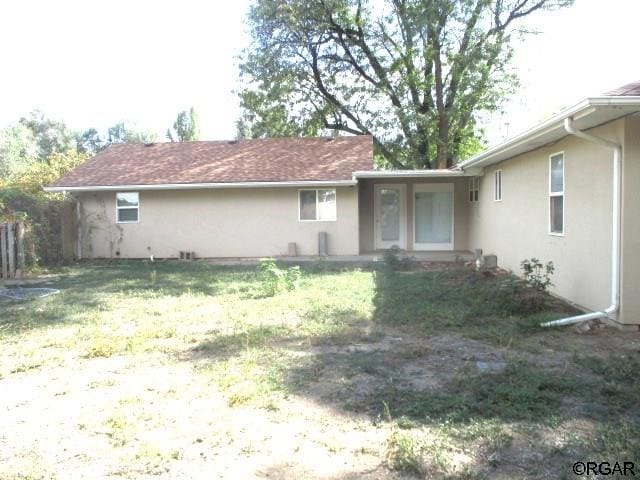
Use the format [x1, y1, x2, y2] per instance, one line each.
[468, 177, 480, 202]
[493, 170, 502, 202]
[298, 189, 337, 222]
[549, 151, 565, 236]
[116, 192, 140, 224]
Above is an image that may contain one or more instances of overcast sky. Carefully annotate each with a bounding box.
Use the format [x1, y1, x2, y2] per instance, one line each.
[0, 0, 637, 146]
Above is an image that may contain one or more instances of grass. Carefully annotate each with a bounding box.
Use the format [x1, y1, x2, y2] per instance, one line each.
[1, 260, 638, 479]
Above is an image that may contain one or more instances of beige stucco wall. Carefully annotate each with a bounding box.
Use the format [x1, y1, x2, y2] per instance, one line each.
[358, 177, 470, 252]
[467, 119, 627, 320]
[621, 116, 640, 326]
[77, 186, 360, 258]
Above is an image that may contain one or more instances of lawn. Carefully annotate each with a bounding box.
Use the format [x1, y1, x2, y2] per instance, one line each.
[1, 260, 638, 479]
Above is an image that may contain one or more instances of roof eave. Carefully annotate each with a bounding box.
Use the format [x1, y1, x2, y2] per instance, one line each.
[44, 179, 358, 193]
[352, 169, 468, 178]
[457, 96, 640, 171]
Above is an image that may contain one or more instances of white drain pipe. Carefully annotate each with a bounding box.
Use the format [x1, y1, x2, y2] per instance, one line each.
[541, 117, 622, 328]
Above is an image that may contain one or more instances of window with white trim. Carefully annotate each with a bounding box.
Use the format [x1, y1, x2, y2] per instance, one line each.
[493, 170, 502, 201]
[549, 153, 564, 235]
[299, 189, 336, 221]
[116, 192, 139, 223]
[468, 177, 480, 202]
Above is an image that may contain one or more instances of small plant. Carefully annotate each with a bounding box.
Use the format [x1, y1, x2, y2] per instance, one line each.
[258, 258, 302, 296]
[383, 402, 425, 476]
[520, 258, 554, 292]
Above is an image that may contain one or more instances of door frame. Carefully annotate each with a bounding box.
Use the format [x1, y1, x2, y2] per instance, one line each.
[373, 183, 407, 250]
[412, 183, 455, 251]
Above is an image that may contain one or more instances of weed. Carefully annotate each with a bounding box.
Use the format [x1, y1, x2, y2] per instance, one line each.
[385, 429, 425, 475]
[259, 258, 302, 296]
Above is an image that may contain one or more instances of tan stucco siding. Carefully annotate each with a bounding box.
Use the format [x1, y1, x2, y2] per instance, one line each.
[467, 120, 624, 316]
[358, 177, 470, 252]
[77, 186, 360, 258]
[621, 116, 640, 325]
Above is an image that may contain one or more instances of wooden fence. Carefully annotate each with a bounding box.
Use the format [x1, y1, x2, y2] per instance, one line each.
[0, 222, 26, 279]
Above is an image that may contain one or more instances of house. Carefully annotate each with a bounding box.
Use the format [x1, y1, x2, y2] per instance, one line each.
[46, 81, 640, 330]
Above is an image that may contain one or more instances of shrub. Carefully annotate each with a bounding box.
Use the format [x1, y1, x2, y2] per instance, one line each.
[258, 259, 302, 296]
[520, 258, 555, 293]
[0, 187, 72, 266]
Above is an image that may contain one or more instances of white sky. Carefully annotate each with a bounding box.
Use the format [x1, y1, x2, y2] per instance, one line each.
[0, 0, 638, 146]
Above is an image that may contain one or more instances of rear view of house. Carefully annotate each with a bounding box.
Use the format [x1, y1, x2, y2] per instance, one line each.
[47, 136, 372, 259]
[47, 82, 640, 330]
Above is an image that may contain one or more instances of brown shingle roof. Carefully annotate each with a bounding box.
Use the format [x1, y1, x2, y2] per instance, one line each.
[51, 136, 374, 188]
[604, 80, 640, 96]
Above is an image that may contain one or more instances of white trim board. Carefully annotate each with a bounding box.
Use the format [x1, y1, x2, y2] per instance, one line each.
[44, 180, 358, 193]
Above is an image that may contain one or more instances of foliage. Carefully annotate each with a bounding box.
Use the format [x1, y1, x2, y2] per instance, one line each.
[12, 150, 89, 195]
[239, 0, 573, 168]
[0, 187, 72, 265]
[167, 107, 200, 142]
[520, 258, 554, 292]
[385, 429, 424, 475]
[76, 128, 107, 154]
[258, 258, 302, 296]
[236, 84, 326, 139]
[0, 123, 39, 180]
[0, 142, 88, 266]
[18, 110, 77, 161]
[108, 121, 157, 144]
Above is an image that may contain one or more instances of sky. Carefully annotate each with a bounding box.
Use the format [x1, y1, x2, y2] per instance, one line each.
[0, 0, 638, 146]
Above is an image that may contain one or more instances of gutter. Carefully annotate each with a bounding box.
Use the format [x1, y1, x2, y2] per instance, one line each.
[352, 169, 467, 179]
[541, 117, 622, 327]
[44, 179, 358, 193]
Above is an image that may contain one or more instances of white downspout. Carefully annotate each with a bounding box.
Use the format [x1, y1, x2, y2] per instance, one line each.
[541, 117, 622, 327]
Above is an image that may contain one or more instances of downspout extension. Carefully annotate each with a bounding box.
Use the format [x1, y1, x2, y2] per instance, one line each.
[541, 117, 622, 328]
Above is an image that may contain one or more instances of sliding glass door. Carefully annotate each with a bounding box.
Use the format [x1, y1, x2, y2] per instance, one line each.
[413, 184, 454, 250]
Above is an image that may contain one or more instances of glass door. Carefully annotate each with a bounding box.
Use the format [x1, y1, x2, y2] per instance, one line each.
[374, 184, 406, 250]
[413, 184, 454, 250]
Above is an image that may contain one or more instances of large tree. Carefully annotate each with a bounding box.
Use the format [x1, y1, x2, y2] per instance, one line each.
[167, 108, 201, 142]
[0, 123, 39, 179]
[238, 0, 572, 168]
[18, 111, 76, 162]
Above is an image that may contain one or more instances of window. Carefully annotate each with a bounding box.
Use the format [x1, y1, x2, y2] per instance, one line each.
[468, 177, 480, 202]
[493, 170, 502, 201]
[116, 192, 139, 223]
[549, 152, 564, 235]
[299, 189, 336, 221]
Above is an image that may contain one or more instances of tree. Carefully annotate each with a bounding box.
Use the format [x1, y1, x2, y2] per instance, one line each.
[107, 122, 157, 144]
[166, 108, 200, 142]
[239, 0, 573, 168]
[13, 150, 89, 194]
[18, 111, 76, 162]
[0, 123, 39, 180]
[76, 128, 107, 154]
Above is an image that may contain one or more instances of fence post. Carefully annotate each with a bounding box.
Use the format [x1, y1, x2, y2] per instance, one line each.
[17, 222, 25, 276]
[0, 224, 7, 279]
[7, 222, 15, 279]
